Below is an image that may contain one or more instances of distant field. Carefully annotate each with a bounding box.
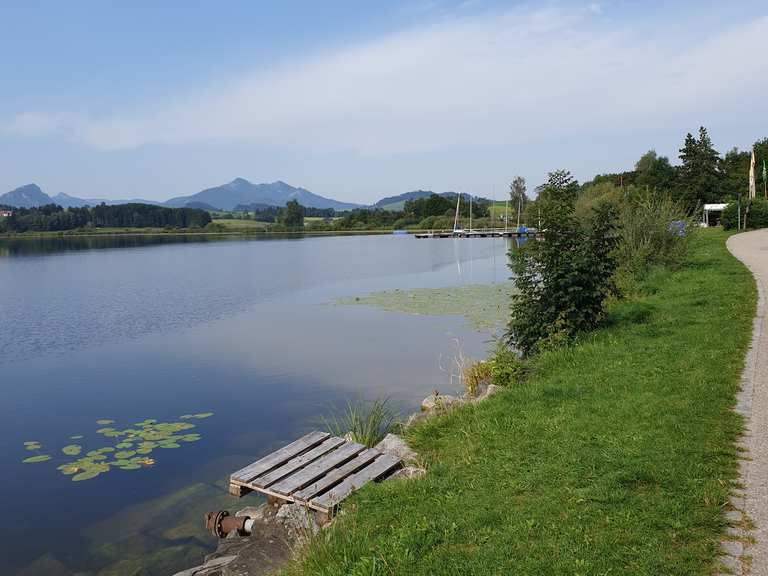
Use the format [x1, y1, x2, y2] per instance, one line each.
[211, 219, 271, 230]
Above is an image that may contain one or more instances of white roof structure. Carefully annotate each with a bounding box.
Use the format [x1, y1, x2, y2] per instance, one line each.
[704, 203, 728, 211]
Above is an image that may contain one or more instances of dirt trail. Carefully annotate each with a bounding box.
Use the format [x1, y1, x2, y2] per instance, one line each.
[727, 229, 768, 575]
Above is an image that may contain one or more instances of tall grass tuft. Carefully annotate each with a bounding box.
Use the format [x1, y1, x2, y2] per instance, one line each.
[322, 398, 397, 448]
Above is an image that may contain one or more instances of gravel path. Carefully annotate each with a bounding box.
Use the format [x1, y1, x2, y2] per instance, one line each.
[726, 229, 768, 575]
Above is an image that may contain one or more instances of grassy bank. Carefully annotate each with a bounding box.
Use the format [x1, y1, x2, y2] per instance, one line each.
[285, 229, 755, 575]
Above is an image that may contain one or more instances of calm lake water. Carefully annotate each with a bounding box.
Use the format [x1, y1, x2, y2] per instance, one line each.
[0, 233, 512, 575]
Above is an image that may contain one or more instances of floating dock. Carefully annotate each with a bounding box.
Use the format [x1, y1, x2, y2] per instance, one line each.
[414, 228, 538, 239]
[229, 431, 401, 516]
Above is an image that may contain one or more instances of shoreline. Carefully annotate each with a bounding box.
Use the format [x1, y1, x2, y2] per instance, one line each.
[0, 228, 401, 240]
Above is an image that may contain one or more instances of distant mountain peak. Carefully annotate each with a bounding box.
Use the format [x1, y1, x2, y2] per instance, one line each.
[165, 179, 362, 211]
[0, 183, 52, 208]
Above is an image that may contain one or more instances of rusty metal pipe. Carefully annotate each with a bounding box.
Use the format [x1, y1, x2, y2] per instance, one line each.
[205, 510, 255, 538]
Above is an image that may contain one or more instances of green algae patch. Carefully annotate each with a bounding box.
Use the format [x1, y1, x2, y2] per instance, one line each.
[337, 282, 514, 332]
[20, 413, 213, 481]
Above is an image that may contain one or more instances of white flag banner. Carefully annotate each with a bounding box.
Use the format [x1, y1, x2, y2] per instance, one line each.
[749, 150, 757, 199]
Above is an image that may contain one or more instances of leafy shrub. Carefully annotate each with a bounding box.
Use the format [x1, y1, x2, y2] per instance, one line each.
[507, 171, 620, 356]
[722, 198, 768, 230]
[489, 344, 526, 387]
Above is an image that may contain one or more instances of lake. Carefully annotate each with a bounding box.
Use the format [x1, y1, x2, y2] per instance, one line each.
[0, 233, 512, 575]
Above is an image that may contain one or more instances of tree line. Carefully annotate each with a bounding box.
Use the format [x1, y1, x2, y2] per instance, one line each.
[509, 128, 768, 229]
[0, 203, 212, 233]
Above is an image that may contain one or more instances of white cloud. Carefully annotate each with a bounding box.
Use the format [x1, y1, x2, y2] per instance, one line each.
[6, 5, 768, 155]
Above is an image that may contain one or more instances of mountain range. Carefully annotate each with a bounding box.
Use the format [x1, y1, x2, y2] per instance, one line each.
[0, 181, 477, 212]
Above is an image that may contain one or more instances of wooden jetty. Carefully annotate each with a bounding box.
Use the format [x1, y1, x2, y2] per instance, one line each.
[229, 431, 401, 515]
[414, 227, 538, 239]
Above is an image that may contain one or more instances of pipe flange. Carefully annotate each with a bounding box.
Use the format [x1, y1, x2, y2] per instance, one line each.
[204, 510, 230, 538]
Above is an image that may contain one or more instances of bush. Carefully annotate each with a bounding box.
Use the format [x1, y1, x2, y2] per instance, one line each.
[507, 171, 619, 356]
[613, 188, 694, 293]
[489, 344, 527, 387]
[722, 198, 768, 230]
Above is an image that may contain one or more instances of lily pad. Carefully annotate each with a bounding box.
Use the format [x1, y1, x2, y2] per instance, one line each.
[191, 412, 214, 419]
[115, 442, 133, 449]
[114, 450, 136, 459]
[24, 443, 42, 451]
[158, 442, 181, 449]
[178, 434, 201, 442]
[62, 444, 82, 456]
[96, 419, 115, 425]
[70, 435, 84, 440]
[23, 455, 52, 463]
[117, 463, 141, 470]
[72, 469, 103, 482]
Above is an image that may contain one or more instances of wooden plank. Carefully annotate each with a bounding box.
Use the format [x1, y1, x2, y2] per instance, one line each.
[293, 448, 380, 502]
[230, 431, 329, 484]
[309, 454, 400, 512]
[269, 441, 366, 496]
[253, 436, 346, 489]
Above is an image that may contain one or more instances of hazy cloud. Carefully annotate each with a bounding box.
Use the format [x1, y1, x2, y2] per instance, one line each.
[6, 5, 768, 156]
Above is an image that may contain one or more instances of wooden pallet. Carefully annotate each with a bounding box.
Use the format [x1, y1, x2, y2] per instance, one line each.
[229, 431, 401, 514]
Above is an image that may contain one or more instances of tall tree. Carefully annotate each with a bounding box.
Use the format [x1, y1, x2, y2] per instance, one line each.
[719, 147, 750, 201]
[677, 126, 722, 208]
[280, 199, 305, 229]
[634, 150, 678, 193]
[535, 170, 580, 206]
[509, 176, 528, 227]
[754, 138, 768, 198]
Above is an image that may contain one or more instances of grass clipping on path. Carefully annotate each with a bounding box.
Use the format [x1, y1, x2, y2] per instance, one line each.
[285, 229, 755, 576]
[337, 283, 513, 332]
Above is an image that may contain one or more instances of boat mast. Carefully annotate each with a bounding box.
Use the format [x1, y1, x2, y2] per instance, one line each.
[453, 193, 461, 232]
[469, 193, 473, 232]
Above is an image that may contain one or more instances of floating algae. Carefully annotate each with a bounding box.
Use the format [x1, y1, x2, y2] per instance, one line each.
[337, 282, 514, 332]
[20, 413, 214, 481]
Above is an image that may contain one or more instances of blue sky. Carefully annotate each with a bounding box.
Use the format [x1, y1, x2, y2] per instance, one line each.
[1, 0, 766, 203]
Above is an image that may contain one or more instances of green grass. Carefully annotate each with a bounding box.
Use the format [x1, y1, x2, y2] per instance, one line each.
[322, 399, 398, 448]
[284, 229, 756, 575]
[211, 218, 272, 230]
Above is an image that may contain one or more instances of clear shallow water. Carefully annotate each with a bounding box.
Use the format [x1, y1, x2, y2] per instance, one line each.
[0, 233, 512, 575]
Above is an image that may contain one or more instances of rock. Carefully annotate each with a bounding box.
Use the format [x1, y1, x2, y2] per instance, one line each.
[172, 555, 238, 576]
[405, 411, 432, 428]
[389, 465, 426, 480]
[235, 504, 275, 522]
[275, 503, 320, 537]
[475, 384, 502, 402]
[421, 393, 459, 412]
[375, 433, 418, 463]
